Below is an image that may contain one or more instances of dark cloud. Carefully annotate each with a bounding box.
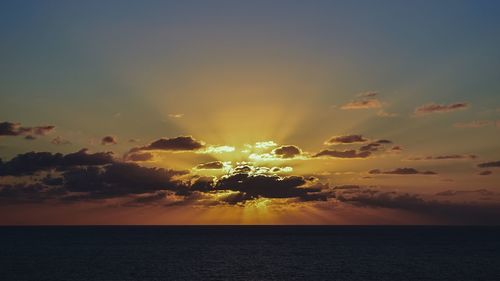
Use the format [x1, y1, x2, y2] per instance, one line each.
[408, 154, 477, 161]
[214, 173, 328, 202]
[62, 163, 188, 196]
[126, 152, 154, 162]
[325, 135, 367, 145]
[272, 145, 302, 158]
[478, 170, 492, 176]
[435, 189, 494, 197]
[369, 168, 437, 175]
[478, 161, 500, 168]
[24, 135, 36, 140]
[196, 161, 224, 170]
[0, 149, 114, 176]
[131, 136, 205, 152]
[337, 188, 500, 224]
[314, 149, 371, 158]
[414, 102, 468, 116]
[0, 183, 64, 204]
[101, 136, 117, 145]
[0, 122, 55, 137]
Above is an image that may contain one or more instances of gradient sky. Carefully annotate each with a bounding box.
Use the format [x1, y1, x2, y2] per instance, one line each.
[1, 0, 500, 224]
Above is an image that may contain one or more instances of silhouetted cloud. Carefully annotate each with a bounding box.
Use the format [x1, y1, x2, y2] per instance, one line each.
[478, 161, 500, 168]
[435, 189, 494, 197]
[126, 152, 153, 162]
[325, 134, 368, 145]
[414, 102, 468, 116]
[62, 163, 188, 196]
[369, 168, 437, 175]
[337, 189, 500, 224]
[314, 149, 371, 158]
[408, 154, 477, 161]
[0, 149, 114, 176]
[196, 161, 224, 170]
[101, 136, 117, 145]
[478, 170, 492, 176]
[0, 121, 55, 138]
[214, 173, 328, 202]
[272, 145, 302, 158]
[131, 136, 205, 152]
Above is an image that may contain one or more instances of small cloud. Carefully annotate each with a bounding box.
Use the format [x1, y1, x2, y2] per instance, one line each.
[314, 149, 371, 158]
[51, 136, 71, 145]
[168, 113, 184, 118]
[407, 154, 477, 161]
[391, 146, 402, 151]
[113, 113, 122, 118]
[126, 152, 154, 162]
[357, 91, 378, 98]
[101, 136, 117, 145]
[478, 161, 500, 168]
[131, 136, 205, 152]
[414, 102, 468, 116]
[369, 168, 437, 175]
[478, 170, 492, 176]
[0, 121, 55, 137]
[255, 141, 277, 149]
[341, 99, 382, 110]
[325, 134, 368, 145]
[272, 145, 302, 159]
[202, 145, 235, 154]
[24, 135, 36, 140]
[195, 161, 225, 170]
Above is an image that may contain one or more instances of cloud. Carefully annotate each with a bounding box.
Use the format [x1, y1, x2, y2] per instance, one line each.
[131, 136, 205, 152]
[478, 161, 500, 168]
[407, 154, 477, 161]
[325, 135, 368, 145]
[195, 161, 225, 170]
[414, 102, 468, 116]
[357, 91, 378, 98]
[369, 168, 437, 175]
[168, 113, 184, 118]
[0, 121, 55, 138]
[101, 136, 117, 145]
[314, 149, 371, 158]
[478, 170, 492, 176]
[272, 145, 302, 158]
[214, 173, 328, 202]
[359, 140, 392, 152]
[454, 120, 492, 128]
[436, 189, 494, 197]
[340, 99, 382, 110]
[51, 136, 71, 145]
[336, 189, 500, 224]
[126, 152, 154, 162]
[0, 149, 115, 176]
[62, 163, 188, 196]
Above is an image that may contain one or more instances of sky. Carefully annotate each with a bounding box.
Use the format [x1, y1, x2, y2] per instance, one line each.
[1, 0, 500, 224]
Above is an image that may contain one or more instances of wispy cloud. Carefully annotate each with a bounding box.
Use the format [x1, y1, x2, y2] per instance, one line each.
[414, 102, 468, 116]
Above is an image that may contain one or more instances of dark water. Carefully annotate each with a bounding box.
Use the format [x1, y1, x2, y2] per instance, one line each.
[1, 226, 500, 281]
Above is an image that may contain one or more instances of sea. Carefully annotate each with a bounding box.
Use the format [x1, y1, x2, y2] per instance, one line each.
[1, 226, 499, 281]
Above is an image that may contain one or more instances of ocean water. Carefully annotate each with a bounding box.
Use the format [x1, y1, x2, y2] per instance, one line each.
[1, 226, 499, 281]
